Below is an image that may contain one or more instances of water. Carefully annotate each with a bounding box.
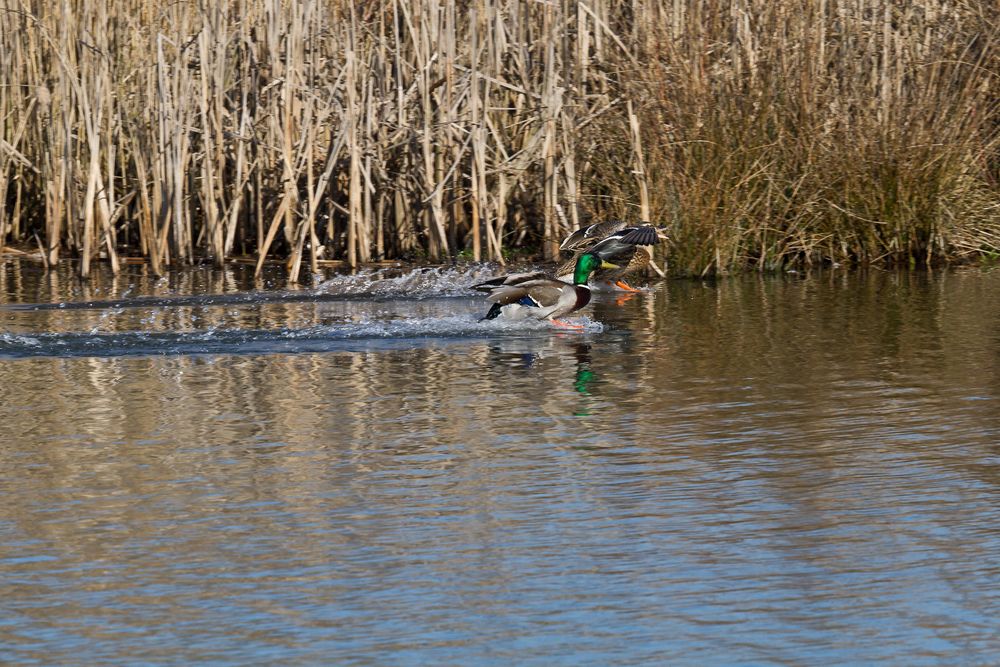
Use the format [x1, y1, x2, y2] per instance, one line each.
[2, 259, 1000, 665]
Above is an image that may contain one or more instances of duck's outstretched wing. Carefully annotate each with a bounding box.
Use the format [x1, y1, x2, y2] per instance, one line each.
[582, 224, 664, 264]
[559, 220, 629, 251]
[615, 224, 665, 247]
[561, 222, 666, 255]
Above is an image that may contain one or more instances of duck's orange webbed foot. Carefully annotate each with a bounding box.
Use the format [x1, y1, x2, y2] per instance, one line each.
[614, 280, 641, 292]
[550, 318, 585, 331]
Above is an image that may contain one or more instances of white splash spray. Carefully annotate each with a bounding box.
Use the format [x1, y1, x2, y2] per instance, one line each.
[315, 264, 518, 298]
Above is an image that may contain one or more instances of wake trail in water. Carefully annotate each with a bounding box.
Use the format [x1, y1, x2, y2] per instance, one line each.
[0, 314, 603, 359]
[0, 265, 515, 312]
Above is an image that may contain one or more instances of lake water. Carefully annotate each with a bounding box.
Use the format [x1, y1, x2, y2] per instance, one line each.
[2, 259, 1000, 665]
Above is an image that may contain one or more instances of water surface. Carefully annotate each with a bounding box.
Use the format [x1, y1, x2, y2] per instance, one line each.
[2, 259, 1000, 665]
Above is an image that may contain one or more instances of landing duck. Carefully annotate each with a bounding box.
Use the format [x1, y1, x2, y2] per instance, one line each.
[472, 252, 617, 327]
[557, 221, 667, 291]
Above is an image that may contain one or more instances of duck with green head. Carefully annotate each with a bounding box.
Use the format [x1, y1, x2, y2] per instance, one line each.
[473, 252, 617, 327]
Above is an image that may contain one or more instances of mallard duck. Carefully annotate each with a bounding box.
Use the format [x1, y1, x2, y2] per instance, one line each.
[557, 221, 667, 291]
[472, 252, 616, 327]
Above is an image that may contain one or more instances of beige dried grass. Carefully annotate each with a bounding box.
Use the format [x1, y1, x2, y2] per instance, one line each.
[0, 0, 996, 279]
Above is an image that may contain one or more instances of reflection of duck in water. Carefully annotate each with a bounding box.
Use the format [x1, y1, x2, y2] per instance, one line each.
[485, 339, 600, 414]
[571, 343, 596, 393]
[570, 342, 598, 416]
[556, 221, 668, 292]
[472, 252, 617, 328]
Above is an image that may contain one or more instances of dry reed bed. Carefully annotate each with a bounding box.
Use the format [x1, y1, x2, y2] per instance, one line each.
[0, 0, 997, 279]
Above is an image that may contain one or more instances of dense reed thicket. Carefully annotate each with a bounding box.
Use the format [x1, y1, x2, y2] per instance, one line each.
[1, 0, 997, 279]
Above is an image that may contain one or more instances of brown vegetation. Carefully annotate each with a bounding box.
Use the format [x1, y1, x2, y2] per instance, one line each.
[1, 0, 997, 280]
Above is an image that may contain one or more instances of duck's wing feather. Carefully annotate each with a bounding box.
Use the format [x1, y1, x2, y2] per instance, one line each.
[487, 279, 567, 307]
[471, 270, 549, 292]
[559, 220, 628, 251]
[523, 282, 570, 307]
[584, 225, 665, 262]
[588, 237, 636, 262]
[616, 225, 664, 247]
[561, 223, 664, 257]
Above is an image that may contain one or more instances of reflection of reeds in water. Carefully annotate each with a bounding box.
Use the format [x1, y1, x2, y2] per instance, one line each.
[0, 1, 997, 280]
[3, 271, 1000, 575]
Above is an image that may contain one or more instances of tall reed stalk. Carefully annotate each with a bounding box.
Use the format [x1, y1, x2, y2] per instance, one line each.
[1, 0, 997, 279]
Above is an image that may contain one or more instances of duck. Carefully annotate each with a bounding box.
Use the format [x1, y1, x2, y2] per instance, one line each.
[556, 221, 668, 291]
[472, 252, 617, 327]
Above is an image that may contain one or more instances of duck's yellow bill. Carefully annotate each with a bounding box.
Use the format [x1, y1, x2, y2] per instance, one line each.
[600, 260, 620, 269]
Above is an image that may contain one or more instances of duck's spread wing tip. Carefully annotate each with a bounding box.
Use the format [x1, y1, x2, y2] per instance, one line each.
[618, 225, 662, 246]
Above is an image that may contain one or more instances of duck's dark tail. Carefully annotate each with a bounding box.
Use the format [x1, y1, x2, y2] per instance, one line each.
[479, 302, 503, 321]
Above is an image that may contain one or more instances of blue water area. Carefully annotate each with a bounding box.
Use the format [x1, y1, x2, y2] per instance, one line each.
[1, 261, 1000, 665]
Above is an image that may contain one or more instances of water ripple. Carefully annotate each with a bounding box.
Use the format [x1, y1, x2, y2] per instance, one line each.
[0, 315, 604, 359]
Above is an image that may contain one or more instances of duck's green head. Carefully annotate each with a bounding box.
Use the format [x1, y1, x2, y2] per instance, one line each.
[573, 253, 619, 285]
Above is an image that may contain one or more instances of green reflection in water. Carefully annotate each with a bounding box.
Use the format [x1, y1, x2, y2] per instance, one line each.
[572, 343, 597, 416]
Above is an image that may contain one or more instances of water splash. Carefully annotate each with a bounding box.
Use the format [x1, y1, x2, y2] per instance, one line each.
[316, 264, 513, 298]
